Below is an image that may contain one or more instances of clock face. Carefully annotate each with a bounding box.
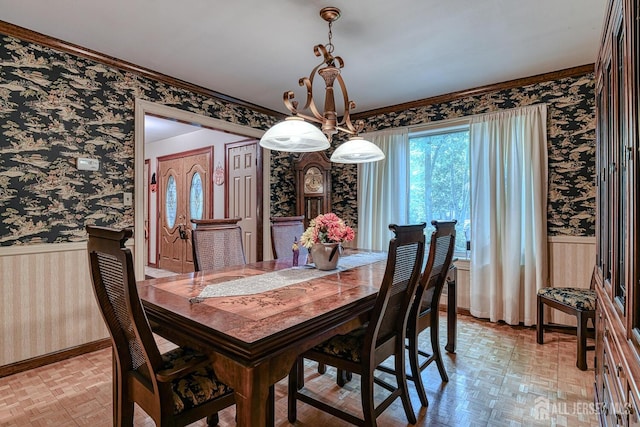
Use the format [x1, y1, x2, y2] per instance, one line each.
[304, 167, 324, 194]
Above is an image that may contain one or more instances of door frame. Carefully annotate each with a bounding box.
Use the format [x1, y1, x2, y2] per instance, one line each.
[134, 99, 267, 278]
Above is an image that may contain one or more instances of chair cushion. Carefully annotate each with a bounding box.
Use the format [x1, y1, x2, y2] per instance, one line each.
[312, 325, 367, 363]
[161, 347, 233, 415]
[537, 287, 596, 311]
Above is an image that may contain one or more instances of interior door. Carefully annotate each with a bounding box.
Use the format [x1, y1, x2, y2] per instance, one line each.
[227, 141, 257, 263]
[158, 149, 211, 272]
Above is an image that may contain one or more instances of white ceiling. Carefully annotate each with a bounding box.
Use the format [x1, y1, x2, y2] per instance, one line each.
[144, 115, 201, 143]
[1, 0, 607, 117]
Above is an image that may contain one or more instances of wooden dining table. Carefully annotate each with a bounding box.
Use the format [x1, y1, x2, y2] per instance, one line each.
[138, 251, 457, 426]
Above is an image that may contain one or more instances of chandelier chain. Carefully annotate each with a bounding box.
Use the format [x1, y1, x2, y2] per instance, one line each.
[326, 21, 334, 54]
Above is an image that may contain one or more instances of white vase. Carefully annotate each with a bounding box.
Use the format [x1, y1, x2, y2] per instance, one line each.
[310, 242, 341, 270]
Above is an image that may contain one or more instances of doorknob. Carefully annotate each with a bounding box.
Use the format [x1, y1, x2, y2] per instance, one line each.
[178, 224, 187, 240]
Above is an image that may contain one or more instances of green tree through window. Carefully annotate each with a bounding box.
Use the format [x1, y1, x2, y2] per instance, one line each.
[409, 128, 470, 254]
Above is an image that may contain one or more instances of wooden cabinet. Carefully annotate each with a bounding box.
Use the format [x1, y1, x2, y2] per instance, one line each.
[595, 0, 640, 425]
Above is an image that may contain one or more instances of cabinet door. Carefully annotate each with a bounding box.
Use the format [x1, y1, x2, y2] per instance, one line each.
[612, 8, 628, 319]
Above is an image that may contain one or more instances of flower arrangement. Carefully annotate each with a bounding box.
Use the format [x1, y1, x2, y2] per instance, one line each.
[300, 213, 355, 249]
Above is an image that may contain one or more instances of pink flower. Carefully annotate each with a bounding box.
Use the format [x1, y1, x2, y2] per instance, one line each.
[300, 213, 355, 249]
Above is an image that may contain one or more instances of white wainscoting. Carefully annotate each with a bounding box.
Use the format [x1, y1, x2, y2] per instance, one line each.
[447, 235, 595, 327]
[0, 235, 595, 366]
[0, 243, 108, 366]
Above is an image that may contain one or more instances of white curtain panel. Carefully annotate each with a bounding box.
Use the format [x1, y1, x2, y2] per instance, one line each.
[357, 128, 409, 251]
[469, 104, 548, 326]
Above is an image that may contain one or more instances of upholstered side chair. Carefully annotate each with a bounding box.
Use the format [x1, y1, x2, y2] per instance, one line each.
[537, 267, 597, 370]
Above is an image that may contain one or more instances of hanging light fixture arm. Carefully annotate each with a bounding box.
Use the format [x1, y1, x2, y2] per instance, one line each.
[281, 46, 364, 139]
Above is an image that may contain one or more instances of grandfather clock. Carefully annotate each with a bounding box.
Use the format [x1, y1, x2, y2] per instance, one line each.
[293, 151, 332, 228]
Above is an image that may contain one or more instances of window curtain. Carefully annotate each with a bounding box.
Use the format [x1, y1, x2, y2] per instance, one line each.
[469, 104, 548, 326]
[357, 128, 409, 251]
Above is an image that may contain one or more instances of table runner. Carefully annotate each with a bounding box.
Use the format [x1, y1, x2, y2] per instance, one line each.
[196, 252, 387, 298]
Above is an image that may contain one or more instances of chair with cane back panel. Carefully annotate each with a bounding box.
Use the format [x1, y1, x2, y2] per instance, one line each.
[191, 218, 246, 271]
[86, 225, 235, 426]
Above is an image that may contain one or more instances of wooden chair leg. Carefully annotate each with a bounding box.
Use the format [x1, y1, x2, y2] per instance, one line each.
[576, 311, 588, 371]
[288, 359, 299, 423]
[336, 369, 352, 387]
[206, 413, 220, 426]
[113, 354, 134, 427]
[430, 316, 449, 383]
[536, 296, 544, 344]
[317, 362, 326, 374]
[119, 394, 134, 427]
[360, 370, 376, 426]
[395, 349, 417, 424]
[408, 326, 429, 407]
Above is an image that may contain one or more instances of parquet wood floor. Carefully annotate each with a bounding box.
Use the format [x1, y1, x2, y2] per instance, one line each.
[0, 313, 598, 426]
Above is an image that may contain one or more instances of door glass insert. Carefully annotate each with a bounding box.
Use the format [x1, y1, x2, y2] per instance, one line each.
[190, 172, 204, 220]
[166, 175, 177, 228]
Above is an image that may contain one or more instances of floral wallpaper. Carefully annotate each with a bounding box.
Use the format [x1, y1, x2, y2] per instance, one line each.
[270, 73, 595, 237]
[0, 30, 594, 247]
[0, 33, 275, 246]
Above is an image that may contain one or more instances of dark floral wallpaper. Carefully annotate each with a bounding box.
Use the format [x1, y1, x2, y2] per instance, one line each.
[0, 33, 276, 246]
[0, 30, 594, 247]
[271, 73, 596, 237]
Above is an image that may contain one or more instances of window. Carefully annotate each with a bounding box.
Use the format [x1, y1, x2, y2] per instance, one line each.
[409, 125, 470, 255]
[189, 172, 204, 220]
[165, 174, 177, 228]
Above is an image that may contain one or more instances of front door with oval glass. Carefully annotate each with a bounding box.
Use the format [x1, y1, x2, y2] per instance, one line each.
[158, 149, 211, 273]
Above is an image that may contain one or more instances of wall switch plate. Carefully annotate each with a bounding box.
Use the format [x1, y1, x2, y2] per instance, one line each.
[76, 157, 100, 171]
[123, 192, 133, 206]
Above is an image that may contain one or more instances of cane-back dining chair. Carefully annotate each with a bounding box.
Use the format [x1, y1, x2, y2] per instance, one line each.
[270, 215, 308, 263]
[537, 266, 597, 370]
[336, 220, 457, 403]
[191, 218, 246, 271]
[86, 225, 235, 426]
[288, 223, 427, 426]
[404, 220, 456, 407]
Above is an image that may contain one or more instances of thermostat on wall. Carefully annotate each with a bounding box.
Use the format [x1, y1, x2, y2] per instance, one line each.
[76, 157, 100, 171]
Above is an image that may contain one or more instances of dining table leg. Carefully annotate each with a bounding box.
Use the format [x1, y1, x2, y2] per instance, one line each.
[445, 265, 457, 353]
[210, 351, 295, 427]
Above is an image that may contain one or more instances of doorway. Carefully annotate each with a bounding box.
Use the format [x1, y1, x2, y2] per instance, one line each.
[134, 99, 268, 278]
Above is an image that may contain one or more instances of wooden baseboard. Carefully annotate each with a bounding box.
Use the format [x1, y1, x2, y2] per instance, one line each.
[438, 303, 472, 317]
[0, 339, 111, 378]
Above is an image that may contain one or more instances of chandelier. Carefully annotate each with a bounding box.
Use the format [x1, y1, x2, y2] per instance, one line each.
[259, 7, 385, 164]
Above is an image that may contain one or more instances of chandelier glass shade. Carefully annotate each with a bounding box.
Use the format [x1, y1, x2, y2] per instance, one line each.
[259, 116, 330, 152]
[330, 136, 385, 163]
[259, 6, 385, 164]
